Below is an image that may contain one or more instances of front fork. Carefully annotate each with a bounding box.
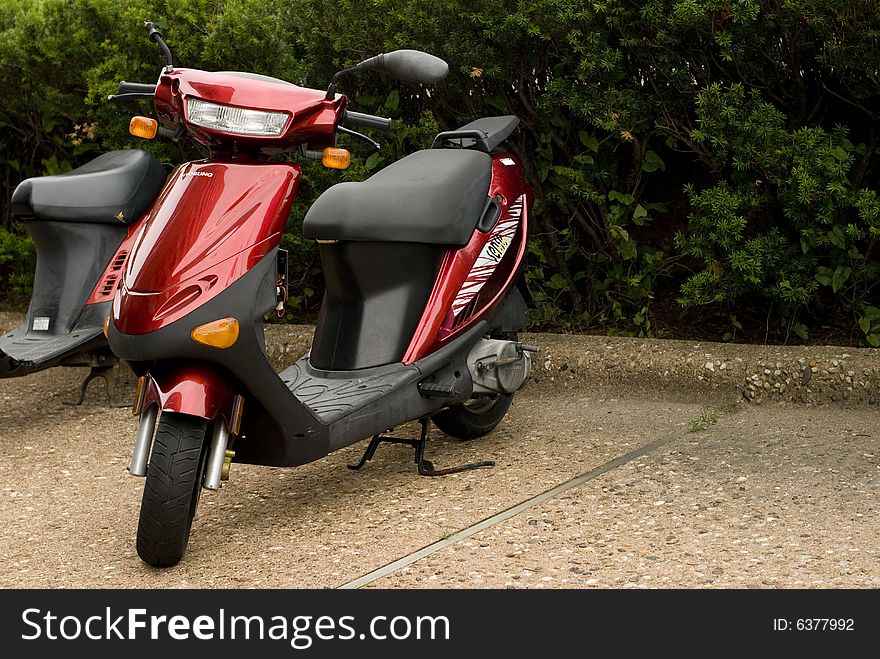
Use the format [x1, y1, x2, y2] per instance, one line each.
[128, 368, 244, 490]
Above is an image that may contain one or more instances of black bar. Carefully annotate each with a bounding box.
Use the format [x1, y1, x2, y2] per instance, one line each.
[0, 589, 876, 656]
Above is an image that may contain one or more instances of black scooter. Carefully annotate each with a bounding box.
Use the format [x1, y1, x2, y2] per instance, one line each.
[1, 149, 167, 402]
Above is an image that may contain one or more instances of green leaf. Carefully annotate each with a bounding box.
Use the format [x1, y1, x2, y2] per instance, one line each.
[644, 202, 668, 213]
[642, 149, 666, 172]
[828, 226, 846, 250]
[364, 152, 383, 171]
[384, 89, 399, 112]
[634, 204, 648, 218]
[814, 266, 833, 287]
[868, 334, 880, 347]
[608, 190, 635, 206]
[858, 317, 872, 334]
[579, 131, 599, 152]
[831, 265, 852, 293]
[831, 146, 849, 161]
[619, 240, 637, 260]
[548, 273, 567, 290]
[610, 225, 629, 242]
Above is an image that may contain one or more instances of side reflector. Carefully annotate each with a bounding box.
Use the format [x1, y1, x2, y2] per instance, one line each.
[129, 116, 159, 139]
[191, 317, 240, 349]
[230, 394, 245, 435]
[322, 147, 351, 170]
[103, 315, 111, 338]
[132, 377, 146, 416]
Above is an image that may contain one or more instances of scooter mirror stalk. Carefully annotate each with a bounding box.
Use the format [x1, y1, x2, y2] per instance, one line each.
[144, 20, 174, 73]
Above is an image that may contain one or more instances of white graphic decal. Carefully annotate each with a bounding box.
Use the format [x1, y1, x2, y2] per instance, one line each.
[451, 195, 524, 318]
[183, 170, 214, 179]
[500, 157, 516, 166]
[32, 316, 50, 331]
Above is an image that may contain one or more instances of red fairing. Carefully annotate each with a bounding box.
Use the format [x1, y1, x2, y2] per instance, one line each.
[85, 217, 148, 305]
[153, 68, 346, 151]
[141, 362, 238, 424]
[403, 154, 533, 364]
[113, 161, 300, 335]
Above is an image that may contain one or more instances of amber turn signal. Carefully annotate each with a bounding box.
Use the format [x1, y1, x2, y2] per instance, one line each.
[103, 315, 111, 338]
[322, 147, 351, 170]
[191, 317, 240, 349]
[129, 116, 159, 139]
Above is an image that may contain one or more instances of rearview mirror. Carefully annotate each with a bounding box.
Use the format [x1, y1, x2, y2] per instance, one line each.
[326, 49, 449, 100]
[355, 50, 449, 85]
[374, 49, 449, 84]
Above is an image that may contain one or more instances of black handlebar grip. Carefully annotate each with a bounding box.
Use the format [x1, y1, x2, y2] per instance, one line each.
[118, 81, 157, 95]
[344, 110, 392, 131]
[144, 21, 162, 42]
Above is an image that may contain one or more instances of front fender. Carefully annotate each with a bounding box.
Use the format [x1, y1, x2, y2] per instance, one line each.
[141, 362, 239, 426]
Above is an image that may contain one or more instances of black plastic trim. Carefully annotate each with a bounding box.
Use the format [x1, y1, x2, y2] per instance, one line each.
[309, 242, 444, 370]
[477, 197, 502, 233]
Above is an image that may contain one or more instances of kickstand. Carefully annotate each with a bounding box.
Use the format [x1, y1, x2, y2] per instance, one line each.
[66, 364, 131, 408]
[347, 418, 495, 477]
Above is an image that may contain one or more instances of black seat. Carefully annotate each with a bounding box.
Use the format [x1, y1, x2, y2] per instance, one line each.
[10, 150, 168, 225]
[302, 149, 492, 245]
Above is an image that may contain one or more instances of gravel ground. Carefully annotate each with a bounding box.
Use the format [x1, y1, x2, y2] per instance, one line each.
[372, 403, 879, 588]
[1, 312, 878, 588]
[0, 365, 703, 588]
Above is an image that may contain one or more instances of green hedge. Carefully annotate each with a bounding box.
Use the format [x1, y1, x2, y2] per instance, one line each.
[0, 0, 878, 344]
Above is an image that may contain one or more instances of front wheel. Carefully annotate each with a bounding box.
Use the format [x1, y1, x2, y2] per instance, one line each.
[136, 412, 210, 568]
[432, 394, 514, 440]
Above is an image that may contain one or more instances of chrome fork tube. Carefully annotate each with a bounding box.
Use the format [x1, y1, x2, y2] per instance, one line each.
[128, 404, 158, 477]
[203, 420, 230, 491]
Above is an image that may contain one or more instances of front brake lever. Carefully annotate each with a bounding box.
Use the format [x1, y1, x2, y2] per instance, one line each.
[337, 125, 381, 151]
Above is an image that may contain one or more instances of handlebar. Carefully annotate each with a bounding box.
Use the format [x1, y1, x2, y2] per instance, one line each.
[118, 81, 157, 95]
[344, 110, 392, 131]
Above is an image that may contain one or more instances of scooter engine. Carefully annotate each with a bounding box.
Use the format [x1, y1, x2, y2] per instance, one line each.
[468, 338, 536, 395]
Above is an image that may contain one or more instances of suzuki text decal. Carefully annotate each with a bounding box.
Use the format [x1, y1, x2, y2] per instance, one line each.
[451, 194, 524, 318]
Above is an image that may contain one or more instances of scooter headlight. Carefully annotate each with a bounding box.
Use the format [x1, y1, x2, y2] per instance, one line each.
[186, 98, 289, 137]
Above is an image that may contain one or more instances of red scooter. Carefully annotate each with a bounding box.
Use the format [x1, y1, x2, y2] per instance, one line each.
[108, 23, 536, 567]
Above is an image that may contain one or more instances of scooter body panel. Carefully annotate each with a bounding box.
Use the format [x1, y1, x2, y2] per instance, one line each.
[154, 68, 345, 151]
[141, 361, 239, 426]
[86, 221, 148, 305]
[1, 220, 130, 377]
[114, 161, 300, 334]
[403, 153, 532, 363]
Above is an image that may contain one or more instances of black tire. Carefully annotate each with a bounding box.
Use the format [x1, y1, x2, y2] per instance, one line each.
[136, 412, 210, 568]
[432, 394, 514, 440]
